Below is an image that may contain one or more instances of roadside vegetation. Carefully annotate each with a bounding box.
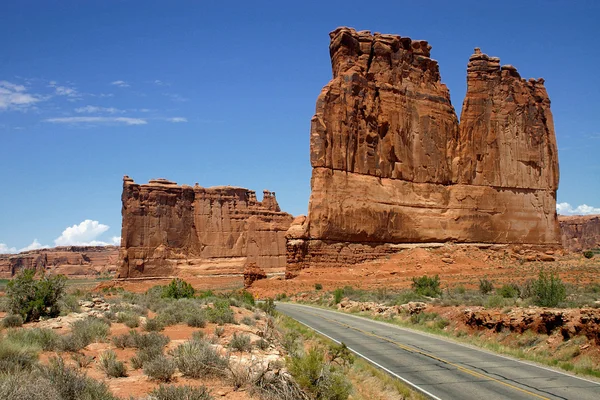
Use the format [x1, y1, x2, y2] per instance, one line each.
[289, 267, 600, 379]
[0, 271, 422, 399]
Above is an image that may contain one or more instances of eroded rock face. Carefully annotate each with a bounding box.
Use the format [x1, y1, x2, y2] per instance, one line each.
[243, 263, 267, 288]
[559, 215, 600, 252]
[0, 246, 119, 279]
[119, 177, 293, 278]
[288, 27, 560, 273]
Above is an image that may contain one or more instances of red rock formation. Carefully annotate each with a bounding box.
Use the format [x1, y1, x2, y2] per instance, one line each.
[559, 215, 600, 252]
[243, 263, 267, 288]
[0, 246, 119, 279]
[119, 177, 293, 278]
[288, 27, 560, 274]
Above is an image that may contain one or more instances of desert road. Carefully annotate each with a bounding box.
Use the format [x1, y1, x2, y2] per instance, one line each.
[277, 303, 600, 400]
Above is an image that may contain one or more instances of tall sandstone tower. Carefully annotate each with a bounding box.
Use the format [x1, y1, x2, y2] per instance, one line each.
[287, 27, 560, 273]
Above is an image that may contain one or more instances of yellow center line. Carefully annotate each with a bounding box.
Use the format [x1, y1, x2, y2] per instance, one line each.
[302, 308, 550, 400]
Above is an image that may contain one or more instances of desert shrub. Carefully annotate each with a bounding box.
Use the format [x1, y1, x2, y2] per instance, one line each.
[479, 278, 494, 295]
[229, 290, 255, 306]
[229, 333, 252, 352]
[214, 326, 225, 337]
[328, 342, 354, 368]
[0, 369, 61, 400]
[2, 314, 24, 328]
[333, 288, 344, 304]
[71, 352, 94, 368]
[144, 317, 165, 332]
[192, 330, 205, 341]
[258, 298, 276, 316]
[411, 275, 442, 297]
[393, 290, 425, 305]
[288, 346, 351, 400]
[71, 317, 109, 344]
[315, 283, 323, 291]
[162, 278, 195, 299]
[58, 294, 81, 315]
[98, 350, 127, 378]
[173, 340, 229, 378]
[155, 300, 199, 326]
[186, 311, 207, 328]
[281, 330, 302, 356]
[241, 316, 255, 326]
[117, 311, 140, 328]
[130, 331, 170, 350]
[532, 269, 567, 307]
[256, 338, 269, 350]
[583, 250, 594, 259]
[6, 327, 59, 351]
[497, 283, 520, 298]
[112, 333, 134, 349]
[40, 356, 118, 400]
[410, 311, 439, 325]
[143, 355, 176, 382]
[207, 299, 235, 325]
[0, 338, 39, 373]
[148, 384, 213, 400]
[6, 269, 66, 322]
[484, 294, 506, 308]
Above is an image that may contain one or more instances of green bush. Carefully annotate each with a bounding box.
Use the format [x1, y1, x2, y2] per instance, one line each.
[2, 314, 24, 328]
[497, 283, 520, 299]
[484, 294, 506, 308]
[145, 317, 165, 332]
[333, 288, 344, 304]
[207, 299, 235, 325]
[6, 269, 67, 322]
[98, 350, 127, 378]
[143, 355, 176, 382]
[411, 275, 442, 297]
[6, 328, 59, 351]
[532, 269, 566, 307]
[583, 251, 594, 259]
[162, 278, 195, 299]
[258, 298, 276, 316]
[240, 316, 255, 326]
[117, 311, 140, 328]
[0, 369, 61, 400]
[479, 278, 494, 295]
[0, 338, 39, 373]
[288, 346, 351, 400]
[186, 311, 207, 328]
[229, 333, 252, 352]
[148, 384, 213, 400]
[130, 331, 170, 350]
[40, 356, 118, 400]
[173, 340, 229, 378]
[256, 338, 269, 350]
[315, 283, 323, 291]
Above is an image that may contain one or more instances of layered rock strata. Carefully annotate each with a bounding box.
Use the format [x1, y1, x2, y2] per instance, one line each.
[559, 215, 600, 252]
[288, 27, 560, 274]
[0, 246, 119, 279]
[119, 177, 293, 278]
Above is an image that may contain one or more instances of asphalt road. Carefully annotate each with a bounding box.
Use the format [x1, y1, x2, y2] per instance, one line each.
[277, 303, 600, 400]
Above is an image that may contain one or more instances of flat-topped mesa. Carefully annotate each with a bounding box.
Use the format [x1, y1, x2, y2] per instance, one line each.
[457, 48, 559, 190]
[119, 176, 293, 279]
[287, 28, 560, 275]
[559, 215, 600, 252]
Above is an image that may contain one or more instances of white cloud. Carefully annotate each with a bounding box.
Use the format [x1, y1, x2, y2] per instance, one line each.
[18, 239, 49, 252]
[54, 220, 110, 246]
[164, 93, 188, 102]
[111, 236, 121, 245]
[75, 105, 124, 114]
[44, 116, 147, 126]
[167, 117, 187, 123]
[48, 81, 80, 99]
[557, 202, 600, 215]
[0, 243, 17, 254]
[0, 80, 43, 111]
[111, 80, 130, 88]
[153, 80, 170, 86]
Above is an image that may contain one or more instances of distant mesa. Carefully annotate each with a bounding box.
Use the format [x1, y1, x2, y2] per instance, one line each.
[286, 27, 560, 275]
[559, 215, 600, 252]
[118, 176, 293, 279]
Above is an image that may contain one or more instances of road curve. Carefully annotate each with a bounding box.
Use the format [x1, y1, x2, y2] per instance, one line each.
[277, 303, 600, 400]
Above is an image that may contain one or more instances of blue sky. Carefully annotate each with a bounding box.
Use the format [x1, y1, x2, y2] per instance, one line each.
[1, 0, 599, 253]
